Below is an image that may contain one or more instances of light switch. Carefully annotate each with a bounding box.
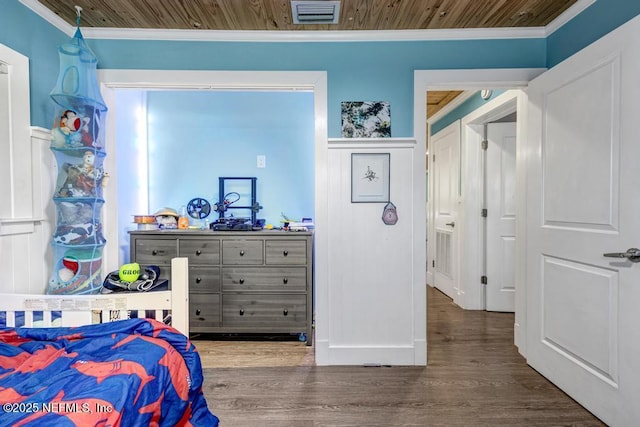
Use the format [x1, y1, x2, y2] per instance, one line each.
[257, 155, 266, 168]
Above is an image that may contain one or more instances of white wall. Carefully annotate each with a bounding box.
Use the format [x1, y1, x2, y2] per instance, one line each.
[316, 137, 426, 366]
[0, 127, 53, 294]
[6, 67, 428, 368]
[0, 45, 52, 294]
[98, 70, 428, 366]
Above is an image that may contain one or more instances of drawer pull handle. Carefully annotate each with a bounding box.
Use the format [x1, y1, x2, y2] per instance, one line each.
[240, 250, 245, 256]
[152, 250, 158, 256]
[283, 309, 289, 316]
[239, 309, 245, 316]
[283, 277, 288, 284]
[196, 250, 202, 256]
[239, 278, 245, 284]
[195, 309, 201, 316]
[195, 277, 202, 284]
[283, 250, 288, 256]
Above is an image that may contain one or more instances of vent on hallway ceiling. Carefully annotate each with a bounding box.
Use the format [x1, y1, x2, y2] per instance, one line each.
[291, 1, 341, 24]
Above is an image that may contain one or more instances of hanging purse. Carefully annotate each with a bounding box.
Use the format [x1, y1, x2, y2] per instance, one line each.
[382, 202, 398, 225]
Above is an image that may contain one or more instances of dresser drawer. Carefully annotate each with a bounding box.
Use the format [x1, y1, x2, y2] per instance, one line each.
[179, 238, 220, 264]
[222, 267, 306, 292]
[222, 240, 264, 265]
[134, 239, 177, 265]
[190, 293, 221, 329]
[265, 240, 307, 265]
[222, 294, 306, 327]
[189, 266, 221, 293]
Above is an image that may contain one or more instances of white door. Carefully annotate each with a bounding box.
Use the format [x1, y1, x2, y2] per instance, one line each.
[525, 15, 640, 426]
[485, 122, 516, 312]
[431, 122, 460, 300]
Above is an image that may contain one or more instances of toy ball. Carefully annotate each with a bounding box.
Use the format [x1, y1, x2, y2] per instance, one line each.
[119, 263, 140, 283]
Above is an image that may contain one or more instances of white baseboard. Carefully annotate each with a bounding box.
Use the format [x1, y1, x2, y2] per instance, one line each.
[315, 340, 420, 366]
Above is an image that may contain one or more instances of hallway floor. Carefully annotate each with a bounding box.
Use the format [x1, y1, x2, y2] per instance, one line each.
[196, 286, 604, 426]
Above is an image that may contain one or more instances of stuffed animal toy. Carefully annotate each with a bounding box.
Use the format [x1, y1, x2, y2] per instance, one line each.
[53, 222, 96, 245]
[51, 109, 88, 148]
[80, 114, 97, 147]
[60, 109, 81, 134]
[58, 201, 94, 225]
[51, 109, 97, 149]
[53, 222, 105, 246]
[58, 151, 105, 197]
[50, 127, 67, 148]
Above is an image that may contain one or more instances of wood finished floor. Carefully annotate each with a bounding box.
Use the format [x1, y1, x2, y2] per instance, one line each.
[194, 287, 604, 426]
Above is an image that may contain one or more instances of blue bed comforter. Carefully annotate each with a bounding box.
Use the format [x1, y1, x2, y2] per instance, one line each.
[0, 318, 219, 426]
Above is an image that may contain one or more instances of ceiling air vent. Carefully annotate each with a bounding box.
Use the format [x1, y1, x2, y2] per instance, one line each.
[291, 1, 341, 25]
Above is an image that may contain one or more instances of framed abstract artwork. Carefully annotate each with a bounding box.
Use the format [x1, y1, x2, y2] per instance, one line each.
[341, 101, 391, 138]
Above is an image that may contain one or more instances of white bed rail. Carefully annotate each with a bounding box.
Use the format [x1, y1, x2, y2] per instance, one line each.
[0, 257, 189, 336]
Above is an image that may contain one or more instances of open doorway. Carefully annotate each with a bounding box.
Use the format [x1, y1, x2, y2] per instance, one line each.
[460, 91, 520, 313]
[97, 70, 328, 367]
[110, 89, 315, 265]
[426, 89, 520, 310]
[415, 68, 545, 354]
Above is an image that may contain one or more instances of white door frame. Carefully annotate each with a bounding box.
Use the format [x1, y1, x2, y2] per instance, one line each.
[415, 68, 544, 355]
[458, 90, 520, 307]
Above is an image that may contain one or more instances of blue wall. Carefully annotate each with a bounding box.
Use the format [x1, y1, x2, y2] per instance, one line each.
[547, 0, 640, 67]
[146, 90, 315, 225]
[431, 0, 640, 133]
[2, 1, 638, 137]
[89, 38, 544, 137]
[1, 1, 68, 128]
[431, 90, 506, 135]
[3, 1, 548, 137]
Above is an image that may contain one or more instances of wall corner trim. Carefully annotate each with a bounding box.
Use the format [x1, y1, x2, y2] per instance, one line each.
[0, 217, 44, 236]
[30, 126, 52, 141]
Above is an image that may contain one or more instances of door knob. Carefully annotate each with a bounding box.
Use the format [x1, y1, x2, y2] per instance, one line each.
[603, 248, 640, 263]
[446, 222, 455, 228]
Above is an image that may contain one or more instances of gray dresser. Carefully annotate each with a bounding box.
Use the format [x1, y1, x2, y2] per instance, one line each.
[129, 230, 313, 343]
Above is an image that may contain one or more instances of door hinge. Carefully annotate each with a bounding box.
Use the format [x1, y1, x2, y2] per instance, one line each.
[432, 260, 435, 268]
[432, 154, 435, 162]
[481, 208, 488, 217]
[481, 275, 488, 285]
[482, 140, 488, 150]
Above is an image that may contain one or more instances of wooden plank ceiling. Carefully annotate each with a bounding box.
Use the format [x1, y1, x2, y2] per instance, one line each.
[427, 90, 464, 119]
[38, 0, 577, 31]
[36, 0, 576, 118]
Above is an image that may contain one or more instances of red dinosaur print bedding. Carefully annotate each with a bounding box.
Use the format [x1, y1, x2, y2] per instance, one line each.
[0, 318, 218, 426]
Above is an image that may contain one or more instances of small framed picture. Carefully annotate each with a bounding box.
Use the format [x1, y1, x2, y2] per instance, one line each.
[351, 153, 390, 203]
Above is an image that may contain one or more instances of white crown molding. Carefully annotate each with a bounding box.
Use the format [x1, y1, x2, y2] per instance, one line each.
[76, 26, 547, 42]
[20, 0, 594, 42]
[19, 0, 76, 36]
[545, 0, 596, 36]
